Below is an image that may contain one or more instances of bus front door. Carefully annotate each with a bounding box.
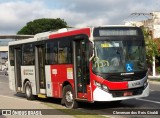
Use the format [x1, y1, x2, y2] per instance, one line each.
[73, 39, 89, 99]
[35, 45, 46, 96]
[14, 48, 22, 92]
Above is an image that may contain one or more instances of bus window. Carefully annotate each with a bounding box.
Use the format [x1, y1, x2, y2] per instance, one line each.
[22, 43, 35, 65]
[46, 40, 58, 64]
[58, 38, 72, 64]
[9, 46, 14, 66]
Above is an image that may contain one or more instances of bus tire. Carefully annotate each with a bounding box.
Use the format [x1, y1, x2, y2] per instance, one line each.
[25, 81, 35, 100]
[63, 85, 78, 109]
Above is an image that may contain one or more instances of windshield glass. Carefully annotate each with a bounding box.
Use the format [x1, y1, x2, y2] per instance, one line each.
[92, 40, 146, 73]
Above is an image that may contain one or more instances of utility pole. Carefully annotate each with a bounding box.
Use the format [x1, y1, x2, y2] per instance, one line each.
[150, 13, 156, 77]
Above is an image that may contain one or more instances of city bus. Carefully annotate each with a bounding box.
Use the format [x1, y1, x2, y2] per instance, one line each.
[8, 26, 149, 108]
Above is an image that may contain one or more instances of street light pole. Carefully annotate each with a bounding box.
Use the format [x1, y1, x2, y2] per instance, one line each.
[151, 13, 156, 77]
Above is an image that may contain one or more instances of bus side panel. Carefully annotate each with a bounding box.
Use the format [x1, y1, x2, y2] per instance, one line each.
[45, 65, 53, 97]
[51, 64, 74, 98]
[85, 63, 94, 102]
[9, 66, 15, 91]
[21, 66, 37, 95]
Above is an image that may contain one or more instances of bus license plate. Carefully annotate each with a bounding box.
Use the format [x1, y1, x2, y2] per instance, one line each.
[124, 91, 133, 96]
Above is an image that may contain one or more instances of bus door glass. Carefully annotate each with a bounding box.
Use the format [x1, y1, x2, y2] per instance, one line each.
[73, 37, 89, 98]
[14, 47, 22, 92]
[36, 45, 46, 94]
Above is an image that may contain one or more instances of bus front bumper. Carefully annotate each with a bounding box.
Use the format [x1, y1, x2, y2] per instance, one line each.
[93, 83, 149, 102]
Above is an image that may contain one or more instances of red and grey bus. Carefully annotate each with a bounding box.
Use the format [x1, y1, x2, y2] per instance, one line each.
[8, 26, 149, 108]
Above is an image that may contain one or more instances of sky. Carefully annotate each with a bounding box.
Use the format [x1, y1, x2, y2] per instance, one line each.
[0, 0, 160, 34]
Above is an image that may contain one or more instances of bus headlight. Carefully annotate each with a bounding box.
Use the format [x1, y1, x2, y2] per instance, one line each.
[102, 85, 109, 92]
[95, 81, 101, 88]
[143, 80, 148, 89]
[95, 81, 109, 92]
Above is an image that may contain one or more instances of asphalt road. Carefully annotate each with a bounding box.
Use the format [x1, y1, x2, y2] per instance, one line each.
[0, 72, 160, 118]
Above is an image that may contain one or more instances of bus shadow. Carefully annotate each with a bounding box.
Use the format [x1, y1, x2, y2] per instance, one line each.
[37, 97, 62, 106]
[13, 93, 138, 110]
[78, 101, 136, 110]
[14, 93, 26, 98]
[36, 97, 137, 110]
[14, 93, 62, 106]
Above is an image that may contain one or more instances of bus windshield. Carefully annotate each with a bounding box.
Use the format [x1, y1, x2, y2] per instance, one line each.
[92, 40, 147, 73]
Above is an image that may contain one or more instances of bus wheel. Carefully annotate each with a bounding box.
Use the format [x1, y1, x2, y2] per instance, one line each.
[63, 85, 78, 109]
[25, 81, 35, 100]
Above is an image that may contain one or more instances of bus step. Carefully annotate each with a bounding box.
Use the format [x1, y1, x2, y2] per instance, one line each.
[38, 94, 47, 98]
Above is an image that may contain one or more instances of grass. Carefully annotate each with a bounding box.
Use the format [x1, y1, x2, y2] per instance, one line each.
[155, 79, 160, 82]
[43, 102, 108, 118]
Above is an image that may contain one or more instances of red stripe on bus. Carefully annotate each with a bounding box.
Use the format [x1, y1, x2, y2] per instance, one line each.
[49, 28, 90, 39]
[90, 71, 128, 90]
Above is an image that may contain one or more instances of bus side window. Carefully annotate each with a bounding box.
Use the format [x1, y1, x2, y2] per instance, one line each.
[9, 46, 14, 66]
[22, 43, 35, 65]
[58, 38, 72, 64]
[46, 40, 58, 65]
[58, 48, 66, 63]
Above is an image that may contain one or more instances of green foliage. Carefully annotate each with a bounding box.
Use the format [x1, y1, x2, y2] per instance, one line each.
[141, 27, 160, 66]
[145, 39, 160, 64]
[156, 66, 160, 74]
[17, 18, 68, 35]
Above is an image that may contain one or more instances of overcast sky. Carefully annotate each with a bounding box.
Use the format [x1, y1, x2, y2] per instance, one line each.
[0, 0, 159, 34]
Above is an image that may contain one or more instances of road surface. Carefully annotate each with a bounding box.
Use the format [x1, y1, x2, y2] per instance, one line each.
[0, 72, 160, 118]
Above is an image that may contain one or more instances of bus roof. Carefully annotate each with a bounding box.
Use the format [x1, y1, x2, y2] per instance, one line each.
[8, 26, 140, 46]
[8, 38, 36, 45]
[8, 27, 91, 46]
[93, 25, 137, 28]
[48, 27, 90, 39]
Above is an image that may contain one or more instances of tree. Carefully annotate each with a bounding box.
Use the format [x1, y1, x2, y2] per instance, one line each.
[141, 27, 160, 66]
[17, 18, 68, 35]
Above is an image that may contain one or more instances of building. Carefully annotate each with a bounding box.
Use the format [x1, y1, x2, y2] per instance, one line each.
[0, 39, 10, 70]
[0, 35, 33, 70]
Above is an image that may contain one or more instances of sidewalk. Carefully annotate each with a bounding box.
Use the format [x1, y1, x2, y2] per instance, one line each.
[149, 80, 160, 85]
[0, 95, 74, 118]
[148, 76, 160, 80]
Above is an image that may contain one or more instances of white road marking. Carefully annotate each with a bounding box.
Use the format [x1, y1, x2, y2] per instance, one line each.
[136, 98, 160, 104]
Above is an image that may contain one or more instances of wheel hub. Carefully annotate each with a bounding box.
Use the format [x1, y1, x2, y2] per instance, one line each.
[26, 86, 31, 97]
[66, 91, 73, 102]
